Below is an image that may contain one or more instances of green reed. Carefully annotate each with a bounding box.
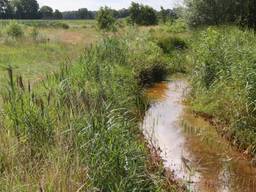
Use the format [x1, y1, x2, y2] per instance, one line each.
[0, 32, 176, 191]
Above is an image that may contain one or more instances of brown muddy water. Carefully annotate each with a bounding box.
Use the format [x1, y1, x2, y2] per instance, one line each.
[142, 80, 256, 192]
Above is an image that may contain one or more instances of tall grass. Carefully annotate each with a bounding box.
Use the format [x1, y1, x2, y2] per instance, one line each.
[0, 21, 99, 93]
[0, 30, 176, 191]
[5, 21, 24, 38]
[189, 26, 256, 155]
[149, 27, 190, 75]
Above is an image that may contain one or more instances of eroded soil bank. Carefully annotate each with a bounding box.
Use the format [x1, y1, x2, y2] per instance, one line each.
[142, 80, 256, 192]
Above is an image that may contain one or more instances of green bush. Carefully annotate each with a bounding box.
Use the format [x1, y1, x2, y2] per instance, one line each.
[157, 35, 188, 54]
[137, 63, 168, 86]
[57, 22, 69, 29]
[96, 7, 116, 31]
[166, 19, 188, 33]
[129, 2, 158, 26]
[123, 30, 170, 86]
[6, 22, 23, 38]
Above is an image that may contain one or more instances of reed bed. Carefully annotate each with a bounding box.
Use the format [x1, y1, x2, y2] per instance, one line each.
[189, 26, 256, 155]
[0, 30, 177, 191]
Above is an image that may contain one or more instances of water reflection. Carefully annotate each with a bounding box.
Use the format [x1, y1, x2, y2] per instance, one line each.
[142, 80, 256, 192]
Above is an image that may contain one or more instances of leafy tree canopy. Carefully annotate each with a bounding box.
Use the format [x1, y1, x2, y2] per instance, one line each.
[40, 5, 53, 19]
[96, 6, 116, 31]
[129, 2, 158, 26]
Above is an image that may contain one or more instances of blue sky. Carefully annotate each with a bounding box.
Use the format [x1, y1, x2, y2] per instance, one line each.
[37, 0, 183, 11]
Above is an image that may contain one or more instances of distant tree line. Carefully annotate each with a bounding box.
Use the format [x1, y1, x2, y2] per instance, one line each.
[0, 0, 62, 19]
[0, 0, 181, 25]
[186, 0, 256, 29]
[62, 8, 96, 20]
[0, 0, 133, 20]
[62, 8, 131, 20]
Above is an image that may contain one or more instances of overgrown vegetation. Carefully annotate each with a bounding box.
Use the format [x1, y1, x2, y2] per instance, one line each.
[188, 27, 256, 155]
[129, 2, 158, 26]
[3, 0, 256, 190]
[96, 7, 116, 31]
[185, 0, 256, 29]
[6, 21, 23, 38]
[0, 24, 180, 190]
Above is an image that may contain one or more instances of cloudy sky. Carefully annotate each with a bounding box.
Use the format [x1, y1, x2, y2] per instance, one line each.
[37, 0, 183, 11]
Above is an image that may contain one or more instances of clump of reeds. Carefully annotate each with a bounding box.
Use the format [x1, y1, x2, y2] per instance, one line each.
[0, 31, 175, 191]
[189, 26, 256, 156]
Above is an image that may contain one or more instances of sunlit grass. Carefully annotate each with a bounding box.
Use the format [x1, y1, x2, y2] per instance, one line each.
[0, 23, 178, 191]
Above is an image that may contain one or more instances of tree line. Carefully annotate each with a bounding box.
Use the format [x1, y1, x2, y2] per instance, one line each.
[0, 0, 62, 19]
[0, 0, 180, 23]
[62, 8, 129, 20]
[186, 0, 256, 29]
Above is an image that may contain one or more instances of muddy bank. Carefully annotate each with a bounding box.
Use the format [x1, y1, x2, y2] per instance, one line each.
[142, 80, 256, 192]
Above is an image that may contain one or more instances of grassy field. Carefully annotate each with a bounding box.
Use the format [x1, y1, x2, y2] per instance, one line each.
[0, 20, 99, 89]
[0, 20, 188, 191]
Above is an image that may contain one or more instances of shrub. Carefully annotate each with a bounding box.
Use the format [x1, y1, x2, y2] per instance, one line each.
[58, 22, 69, 29]
[157, 35, 188, 54]
[96, 6, 116, 31]
[129, 2, 158, 26]
[166, 19, 188, 33]
[6, 22, 23, 38]
[137, 63, 168, 86]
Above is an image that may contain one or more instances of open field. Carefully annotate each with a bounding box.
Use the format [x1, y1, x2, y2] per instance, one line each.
[0, 20, 99, 89]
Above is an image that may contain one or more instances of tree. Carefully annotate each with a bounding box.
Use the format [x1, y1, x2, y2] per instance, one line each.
[129, 2, 141, 24]
[14, 0, 40, 19]
[96, 6, 116, 31]
[185, 0, 256, 29]
[243, 0, 256, 29]
[53, 9, 62, 19]
[140, 5, 158, 25]
[62, 10, 96, 19]
[116, 8, 129, 18]
[39, 5, 53, 19]
[0, 0, 8, 17]
[129, 2, 158, 26]
[78, 8, 93, 19]
[160, 6, 168, 23]
[0, 0, 13, 19]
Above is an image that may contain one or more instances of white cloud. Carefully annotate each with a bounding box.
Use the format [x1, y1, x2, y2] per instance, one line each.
[37, 0, 183, 11]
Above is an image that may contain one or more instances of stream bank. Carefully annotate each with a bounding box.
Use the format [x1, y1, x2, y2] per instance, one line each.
[142, 79, 256, 192]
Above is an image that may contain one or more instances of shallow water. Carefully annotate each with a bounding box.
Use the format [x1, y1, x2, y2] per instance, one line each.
[142, 80, 256, 192]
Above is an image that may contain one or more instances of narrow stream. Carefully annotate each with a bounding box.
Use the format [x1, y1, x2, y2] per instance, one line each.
[142, 80, 256, 192]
